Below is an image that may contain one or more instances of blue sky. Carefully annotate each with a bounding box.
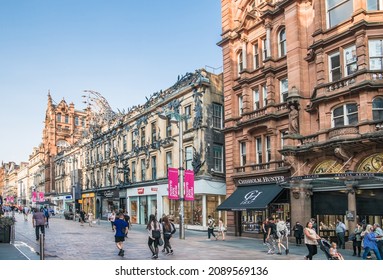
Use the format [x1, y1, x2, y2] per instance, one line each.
[0, 0, 223, 164]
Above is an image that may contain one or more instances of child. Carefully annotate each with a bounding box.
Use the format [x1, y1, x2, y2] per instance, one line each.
[329, 242, 344, 260]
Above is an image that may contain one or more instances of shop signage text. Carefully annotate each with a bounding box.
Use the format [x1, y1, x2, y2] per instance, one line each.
[237, 176, 285, 186]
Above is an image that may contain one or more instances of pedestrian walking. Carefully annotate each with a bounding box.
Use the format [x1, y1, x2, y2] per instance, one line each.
[335, 218, 346, 249]
[162, 216, 176, 255]
[32, 208, 47, 241]
[123, 211, 131, 230]
[217, 217, 226, 241]
[79, 209, 86, 226]
[23, 205, 30, 222]
[108, 210, 116, 231]
[373, 223, 383, 258]
[43, 206, 50, 228]
[293, 221, 304, 246]
[207, 215, 217, 240]
[303, 221, 321, 260]
[262, 218, 269, 245]
[276, 218, 289, 255]
[87, 210, 94, 227]
[362, 224, 382, 260]
[265, 217, 277, 255]
[147, 214, 162, 259]
[113, 213, 129, 257]
[352, 222, 363, 257]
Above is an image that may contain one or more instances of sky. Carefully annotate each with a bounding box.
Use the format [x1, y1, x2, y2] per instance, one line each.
[0, 0, 223, 164]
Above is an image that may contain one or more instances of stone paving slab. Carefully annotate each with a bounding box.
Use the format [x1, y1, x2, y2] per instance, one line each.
[7, 213, 365, 261]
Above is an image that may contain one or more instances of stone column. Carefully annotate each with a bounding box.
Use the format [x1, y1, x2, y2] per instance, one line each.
[345, 181, 358, 233]
[289, 181, 312, 227]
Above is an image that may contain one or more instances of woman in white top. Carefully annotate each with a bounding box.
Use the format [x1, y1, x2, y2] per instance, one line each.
[217, 217, 226, 240]
[108, 210, 116, 231]
[304, 221, 321, 260]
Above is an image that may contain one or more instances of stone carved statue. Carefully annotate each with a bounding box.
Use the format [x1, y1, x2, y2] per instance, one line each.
[289, 105, 299, 134]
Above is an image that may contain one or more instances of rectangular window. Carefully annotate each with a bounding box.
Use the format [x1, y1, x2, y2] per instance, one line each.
[280, 131, 288, 160]
[262, 85, 268, 107]
[184, 105, 192, 130]
[213, 145, 223, 173]
[253, 88, 260, 110]
[262, 39, 267, 60]
[75, 116, 79, 126]
[253, 43, 259, 69]
[151, 156, 157, 180]
[140, 127, 146, 147]
[113, 166, 117, 185]
[123, 135, 127, 152]
[151, 122, 157, 144]
[332, 103, 358, 127]
[104, 169, 108, 187]
[185, 146, 193, 171]
[166, 151, 172, 170]
[131, 161, 136, 183]
[212, 103, 223, 129]
[65, 115, 69, 124]
[240, 142, 246, 166]
[329, 52, 341, 82]
[132, 131, 136, 150]
[81, 117, 85, 127]
[57, 113, 61, 123]
[369, 39, 383, 70]
[238, 51, 244, 74]
[166, 116, 172, 137]
[239, 95, 243, 115]
[327, 0, 353, 28]
[344, 45, 357, 76]
[256, 137, 262, 164]
[141, 159, 146, 181]
[104, 143, 108, 159]
[280, 78, 288, 103]
[367, 0, 383, 10]
[266, 136, 271, 162]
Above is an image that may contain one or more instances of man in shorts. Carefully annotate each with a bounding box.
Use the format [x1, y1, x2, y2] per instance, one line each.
[113, 213, 129, 257]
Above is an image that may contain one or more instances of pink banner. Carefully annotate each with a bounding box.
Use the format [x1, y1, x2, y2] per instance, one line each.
[38, 192, 45, 202]
[184, 170, 195, 201]
[168, 167, 179, 200]
[32, 191, 37, 202]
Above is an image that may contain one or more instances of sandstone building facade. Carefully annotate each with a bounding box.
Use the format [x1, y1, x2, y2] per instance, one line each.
[219, 0, 383, 236]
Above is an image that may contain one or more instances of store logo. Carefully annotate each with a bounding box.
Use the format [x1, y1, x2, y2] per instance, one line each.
[240, 190, 262, 205]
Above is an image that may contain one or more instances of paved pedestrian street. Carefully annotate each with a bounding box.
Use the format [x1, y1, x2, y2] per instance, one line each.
[10, 213, 363, 260]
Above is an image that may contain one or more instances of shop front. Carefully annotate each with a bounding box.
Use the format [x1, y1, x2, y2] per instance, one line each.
[126, 179, 226, 229]
[99, 189, 120, 219]
[283, 172, 383, 239]
[217, 181, 289, 237]
[81, 192, 95, 215]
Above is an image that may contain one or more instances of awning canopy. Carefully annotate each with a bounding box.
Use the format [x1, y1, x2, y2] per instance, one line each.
[217, 184, 284, 211]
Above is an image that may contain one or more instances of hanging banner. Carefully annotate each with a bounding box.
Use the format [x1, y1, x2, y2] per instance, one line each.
[168, 167, 179, 200]
[184, 170, 195, 201]
[32, 191, 37, 202]
[38, 192, 45, 202]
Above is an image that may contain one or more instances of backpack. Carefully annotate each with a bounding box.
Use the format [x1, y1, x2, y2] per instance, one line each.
[43, 208, 49, 217]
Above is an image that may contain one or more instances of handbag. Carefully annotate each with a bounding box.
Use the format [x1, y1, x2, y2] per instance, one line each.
[152, 230, 161, 239]
[158, 237, 164, 246]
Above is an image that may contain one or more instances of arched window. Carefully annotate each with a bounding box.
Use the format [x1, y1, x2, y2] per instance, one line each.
[332, 103, 358, 127]
[278, 28, 286, 57]
[372, 97, 383, 120]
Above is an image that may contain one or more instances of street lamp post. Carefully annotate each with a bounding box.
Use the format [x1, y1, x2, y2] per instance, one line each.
[159, 110, 188, 240]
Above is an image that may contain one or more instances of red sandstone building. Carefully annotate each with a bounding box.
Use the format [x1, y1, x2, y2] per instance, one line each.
[218, 0, 383, 237]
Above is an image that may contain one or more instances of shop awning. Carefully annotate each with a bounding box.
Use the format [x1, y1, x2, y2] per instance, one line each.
[217, 184, 284, 211]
